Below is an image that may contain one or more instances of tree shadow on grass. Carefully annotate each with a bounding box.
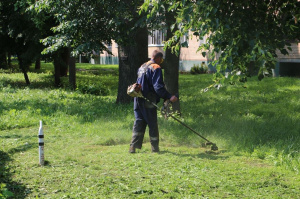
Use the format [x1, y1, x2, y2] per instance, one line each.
[1, 65, 118, 91]
[0, 70, 121, 125]
[0, 91, 128, 126]
[0, 143, 36, 198]
[0, 73, 55, 89]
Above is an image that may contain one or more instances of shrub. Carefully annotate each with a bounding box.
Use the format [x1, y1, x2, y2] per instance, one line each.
[190, 63, 208, 74]
[190, 64, 201, 74]
[200, 63, 208, 73]
[0, 183, 13, 199]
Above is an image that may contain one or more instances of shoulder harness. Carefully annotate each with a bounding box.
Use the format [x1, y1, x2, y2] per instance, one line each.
[138, 61, 160, 78]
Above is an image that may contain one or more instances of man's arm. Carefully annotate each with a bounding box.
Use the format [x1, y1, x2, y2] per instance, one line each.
[152, 68, 177, 102]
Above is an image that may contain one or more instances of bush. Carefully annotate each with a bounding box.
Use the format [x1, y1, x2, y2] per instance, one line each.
[190, 64, 201, 74]
[200, 63, 208, 73]
[190, 63, 208, 74]
[0, 183, 13, 199]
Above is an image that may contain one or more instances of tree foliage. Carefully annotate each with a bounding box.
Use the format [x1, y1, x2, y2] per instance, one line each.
[143, 0, 300, 82]
[30, 0, 114, 56]
[31, 0, 149, 103]
[140, 1, 182, 111]
[0, 0, 46, 84]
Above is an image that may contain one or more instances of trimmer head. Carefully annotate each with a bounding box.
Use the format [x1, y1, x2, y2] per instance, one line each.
[205, 142, 218, 151]
[211, 144, 218, 151]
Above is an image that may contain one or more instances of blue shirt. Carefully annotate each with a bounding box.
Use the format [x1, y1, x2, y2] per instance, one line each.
[136, 60, 172, 104]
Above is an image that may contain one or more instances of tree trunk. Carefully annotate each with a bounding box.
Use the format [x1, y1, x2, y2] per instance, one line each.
[116, 27, 148, 104]
[0, 52, 7, 69]
[69, 56, 76, 90]
[17, 56, 30, 85]
[35, 58, 41, 70]
[7, 52, 11, 68]
[53, 48, 70, 87]
[164, 8, 181, 114]
[60, 48, 70, 76]
[53, 54, 61, 87]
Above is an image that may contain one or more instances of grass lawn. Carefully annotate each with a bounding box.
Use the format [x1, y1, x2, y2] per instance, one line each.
[1, 62, 299, 198]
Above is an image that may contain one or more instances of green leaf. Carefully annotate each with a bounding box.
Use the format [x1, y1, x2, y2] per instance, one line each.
[280, 49, 289, 55]
[193, 32, 199, 36]
[181, 41, 188, 47]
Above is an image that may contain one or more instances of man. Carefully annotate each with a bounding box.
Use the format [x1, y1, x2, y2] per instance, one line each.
[129, 50, 178, 153]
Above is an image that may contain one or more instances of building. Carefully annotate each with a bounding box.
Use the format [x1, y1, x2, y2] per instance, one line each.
[89, 30, 300, 77]
[274, 42, 300, 77]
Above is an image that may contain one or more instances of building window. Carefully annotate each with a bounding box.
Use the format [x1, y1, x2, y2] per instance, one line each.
[181, 33, 189, 47]
[148, 30, 166, 46]
[199, 35, 207, 46]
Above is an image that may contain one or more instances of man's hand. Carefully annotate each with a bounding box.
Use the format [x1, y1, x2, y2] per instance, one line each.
[170, 95, 178, 103]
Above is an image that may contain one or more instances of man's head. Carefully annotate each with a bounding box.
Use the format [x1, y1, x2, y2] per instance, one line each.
[152, 50, 164, 65]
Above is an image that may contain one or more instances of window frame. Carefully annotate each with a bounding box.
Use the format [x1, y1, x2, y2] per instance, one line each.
[148, 29, 166, 47]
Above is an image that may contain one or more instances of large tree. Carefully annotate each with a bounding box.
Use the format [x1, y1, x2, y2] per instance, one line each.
[0, 0, 45, 84]
[144, 0, 300, 83]
[31, 0, 115, 87]
[140, 1, 182, 112]
[105, 0, 149, 104]
[164, 3, 181, 113]
[33, 0, 149, 102]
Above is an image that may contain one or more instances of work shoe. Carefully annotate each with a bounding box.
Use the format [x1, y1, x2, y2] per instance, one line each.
[129, 146, 136, 153]
[151, 146, 159, 153]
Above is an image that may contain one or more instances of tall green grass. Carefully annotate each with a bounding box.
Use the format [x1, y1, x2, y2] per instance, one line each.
[176, 75, 300, 171]
[1, 63, 299, 172]
[1, 62, 300, 198]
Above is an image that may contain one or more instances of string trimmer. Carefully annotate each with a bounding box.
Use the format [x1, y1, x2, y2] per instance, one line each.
[127, 83, 218, 151]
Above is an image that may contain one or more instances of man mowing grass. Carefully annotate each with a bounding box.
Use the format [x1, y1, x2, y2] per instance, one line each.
[129, 50, 178, 153]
